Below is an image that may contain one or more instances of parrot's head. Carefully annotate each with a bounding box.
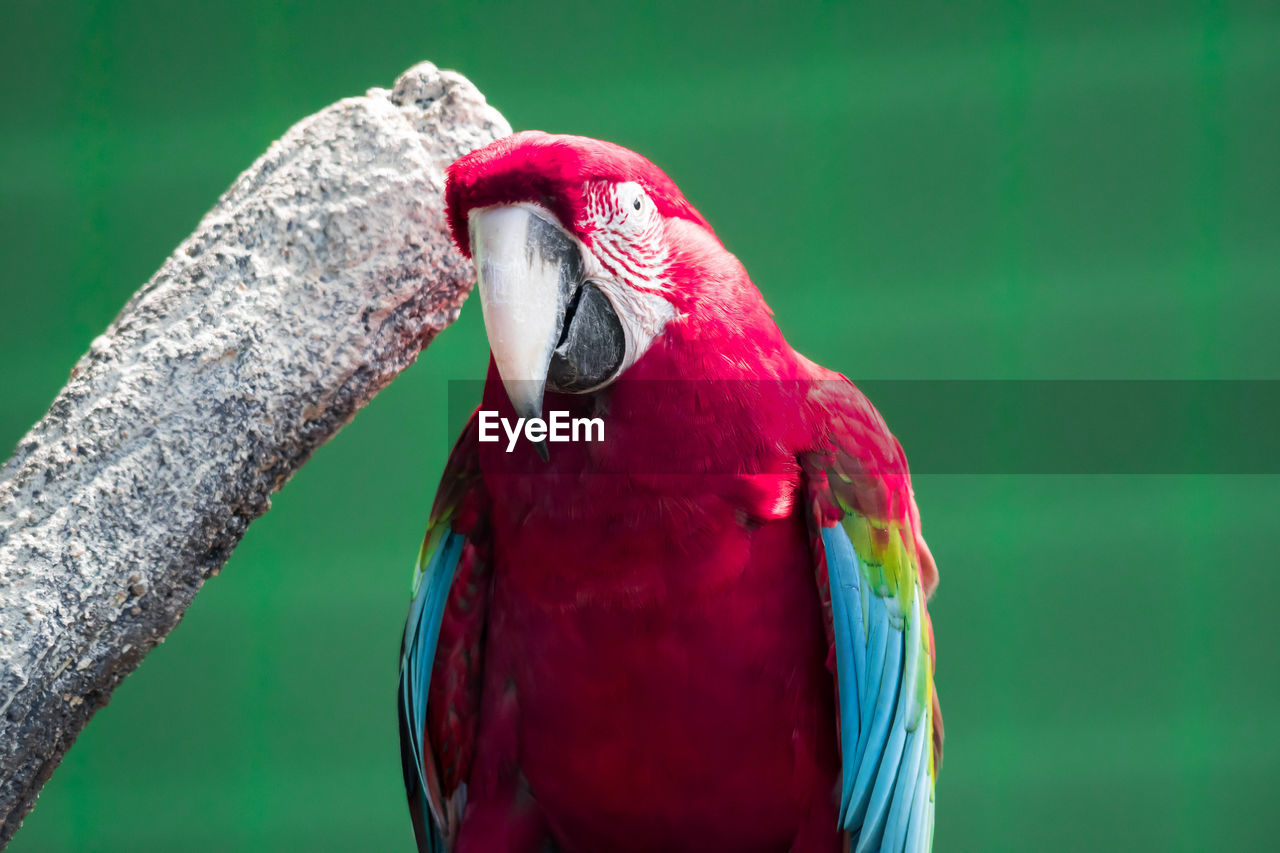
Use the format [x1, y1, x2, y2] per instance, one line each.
[446, 131, 726, 426]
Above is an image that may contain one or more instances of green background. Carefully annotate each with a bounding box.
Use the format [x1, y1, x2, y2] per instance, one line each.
[3, 1, 1278, 850]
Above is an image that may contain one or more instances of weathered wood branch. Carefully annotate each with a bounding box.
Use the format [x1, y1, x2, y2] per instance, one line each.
[0, 62, 509, 845]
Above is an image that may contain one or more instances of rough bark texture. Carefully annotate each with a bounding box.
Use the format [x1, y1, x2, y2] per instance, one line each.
[0, 62, 509, 845]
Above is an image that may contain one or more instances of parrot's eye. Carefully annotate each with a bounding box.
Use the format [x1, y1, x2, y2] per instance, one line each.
[614, 181, 648, 218]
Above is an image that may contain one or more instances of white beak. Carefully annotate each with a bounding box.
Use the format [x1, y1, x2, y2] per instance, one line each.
[469, 204, 580, 423]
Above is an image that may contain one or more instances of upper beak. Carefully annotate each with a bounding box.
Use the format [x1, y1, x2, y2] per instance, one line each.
[470, 205, 582, 452]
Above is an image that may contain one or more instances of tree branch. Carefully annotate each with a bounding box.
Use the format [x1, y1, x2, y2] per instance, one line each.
[0, 62, 509, 846]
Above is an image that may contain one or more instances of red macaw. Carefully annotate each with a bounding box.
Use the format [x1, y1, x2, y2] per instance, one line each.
[399, 132, 943, 853]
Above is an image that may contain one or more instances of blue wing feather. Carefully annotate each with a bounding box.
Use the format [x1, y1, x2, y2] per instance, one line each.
[884, 727, 928, 851]
[847, 616, 902, 830]
[820, 523, 936, 852]
[825, 524, 862, 820]
[399, 529, 467, 852]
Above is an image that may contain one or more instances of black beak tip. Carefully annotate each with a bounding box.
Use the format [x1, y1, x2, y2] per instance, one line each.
[533, 439, 549, 462]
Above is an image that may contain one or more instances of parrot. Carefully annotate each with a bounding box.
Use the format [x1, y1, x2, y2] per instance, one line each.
[398, 132, 943, 853]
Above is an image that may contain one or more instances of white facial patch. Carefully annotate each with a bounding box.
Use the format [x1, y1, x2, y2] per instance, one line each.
[589, 278, 675, 379]
[574, 181, 678, 376]
[581, 181, 670, 294]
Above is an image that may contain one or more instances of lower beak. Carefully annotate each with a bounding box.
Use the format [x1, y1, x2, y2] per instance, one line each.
[470, 205, 582, 430]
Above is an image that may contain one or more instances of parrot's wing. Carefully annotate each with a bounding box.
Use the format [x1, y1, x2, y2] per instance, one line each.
[399, 413, 491, 853]
[802, 376, 943, 853]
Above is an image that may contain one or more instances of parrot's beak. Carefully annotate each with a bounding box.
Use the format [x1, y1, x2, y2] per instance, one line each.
[471, 204, 581, 428]
[469, 204, 625, 460]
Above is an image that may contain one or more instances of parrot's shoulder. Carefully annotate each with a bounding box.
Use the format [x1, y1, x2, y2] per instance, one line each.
[796, 361, 938, 600]
[429, 410, 487, 529]
[798, 364, 909, 488]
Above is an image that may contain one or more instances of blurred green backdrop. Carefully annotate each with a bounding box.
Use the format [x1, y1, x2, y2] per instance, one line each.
[3, 1, 1279, 850]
